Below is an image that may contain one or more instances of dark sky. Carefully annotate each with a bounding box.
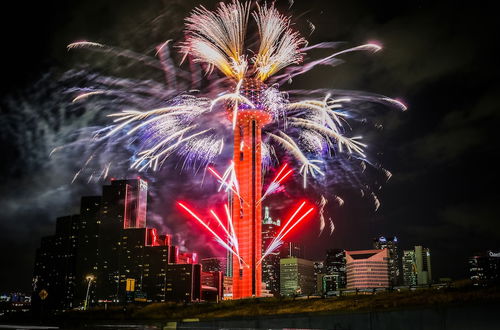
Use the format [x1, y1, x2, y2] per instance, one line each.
[1, 0, 499, 292]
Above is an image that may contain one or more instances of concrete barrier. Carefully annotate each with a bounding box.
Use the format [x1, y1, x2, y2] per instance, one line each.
[174, 303, 500, 329]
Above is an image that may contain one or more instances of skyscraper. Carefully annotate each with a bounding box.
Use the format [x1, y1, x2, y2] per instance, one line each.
[97, 178, 148, 301]
[402, 250, 417, 286]
[33, 215, 80, 311]
[323, 249, 347, 289]
[261, 206, 281, 294]
[280, 257, 315, 296]
[33, 178, 203, 311]
[373, 236, 400, 286]
[346, 249, 389, 289]
[402, 246, 432, 286]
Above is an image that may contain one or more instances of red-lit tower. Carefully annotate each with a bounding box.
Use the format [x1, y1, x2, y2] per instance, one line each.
[229, 79, 272, 298]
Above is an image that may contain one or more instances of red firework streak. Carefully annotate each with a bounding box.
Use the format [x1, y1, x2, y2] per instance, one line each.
[258, 200, 316, 265]
[177, 202, 246, 267]
[258, 163, 294, 205]
[177, 79, 317, 299]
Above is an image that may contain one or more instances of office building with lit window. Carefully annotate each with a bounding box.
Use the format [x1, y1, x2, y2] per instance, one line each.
[402, 250, 417, 286]
[262, 206, 281, 295]
[373, 236, 400, 287]
[323, 249, 347, 289]
[402, 246, 432, 286]
[165, 264, 202, 302]
[468, 251, 500, 286]
[346, 249, 389, 289]
[280, 257, 315, 296]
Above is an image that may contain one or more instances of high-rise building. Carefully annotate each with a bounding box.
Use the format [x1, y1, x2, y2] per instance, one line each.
[323, 249, 347, 289]
[280, 257, 315, 296]
[33, 178, 203, 311]
[468, 251, 500, 286]
[261, 206, 281, 295]
[402, 250, 417, 286]
[74, 196, 101, 303]
[402, 246, 432, 286]
[97, 178, 148, 301]
[33, 215, 80, 311]
[346, 249, 389, 289]
[373, 236, 400, 286]
[231, 79, 273, 298]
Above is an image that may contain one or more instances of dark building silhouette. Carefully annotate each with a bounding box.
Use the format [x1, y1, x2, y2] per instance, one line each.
[32, 178, 210, 312]
[323, 249, 347, 289]
[33, 215, 80, 310]
[373, 236, 400, 287]
[469, 251, 500, 286]
[165, 264, 201, 302]
[262, 206, 281, 295]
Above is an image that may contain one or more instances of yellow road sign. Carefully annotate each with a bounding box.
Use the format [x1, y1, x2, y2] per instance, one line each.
[39, 289, 48, 300]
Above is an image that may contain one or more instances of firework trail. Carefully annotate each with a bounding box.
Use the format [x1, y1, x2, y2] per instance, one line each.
[177, 202, 247, 267]
[318, 195, 328, 235]
[258, 163, 293, 204]
[61, 1, 406, 247]
[259, 200, 316, 265]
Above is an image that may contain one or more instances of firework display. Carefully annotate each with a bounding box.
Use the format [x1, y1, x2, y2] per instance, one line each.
[65, 1, 406, 299]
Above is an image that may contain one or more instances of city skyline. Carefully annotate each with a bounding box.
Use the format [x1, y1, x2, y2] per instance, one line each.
[1, 0, 499, 296]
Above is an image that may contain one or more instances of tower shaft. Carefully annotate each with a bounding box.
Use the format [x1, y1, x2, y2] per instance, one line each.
[232, 119, 263, 298]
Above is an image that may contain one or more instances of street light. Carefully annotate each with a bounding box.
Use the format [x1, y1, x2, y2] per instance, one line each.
[84, 275, 95, 310]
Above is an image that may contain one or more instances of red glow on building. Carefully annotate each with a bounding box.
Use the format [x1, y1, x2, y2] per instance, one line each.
[178, 252, 198, 264]
[147, 228, 160, 246]
[230, 78, 273, 299]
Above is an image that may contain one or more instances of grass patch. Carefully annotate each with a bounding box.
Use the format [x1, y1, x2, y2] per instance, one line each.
[60, 285, 500, 323]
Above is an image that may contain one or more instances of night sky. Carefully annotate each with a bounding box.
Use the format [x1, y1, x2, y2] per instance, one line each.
[1, 0, 498, 292]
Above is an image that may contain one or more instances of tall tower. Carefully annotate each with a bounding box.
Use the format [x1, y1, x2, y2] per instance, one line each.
[230, 79, 272, 299]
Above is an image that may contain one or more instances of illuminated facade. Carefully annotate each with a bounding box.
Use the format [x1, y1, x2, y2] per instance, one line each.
[346, 249, 389, 289]
[402, 250, 417, 286]
[403, 245, 432, 286]
[280, 257, 315, 296]
[230, 79, 272, 299]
